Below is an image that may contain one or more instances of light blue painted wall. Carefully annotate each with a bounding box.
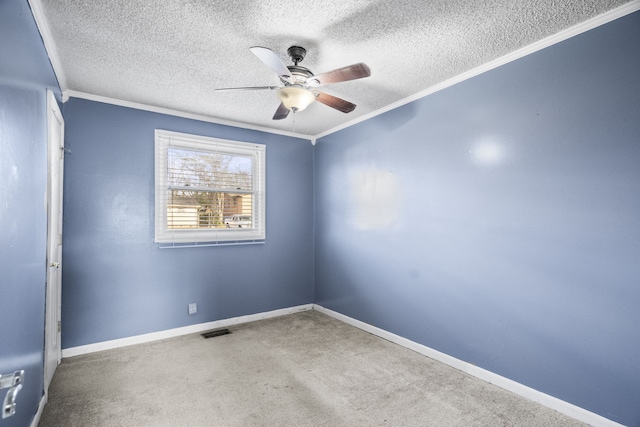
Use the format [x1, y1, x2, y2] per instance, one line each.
[61, 99, 315, 348]
[5, 0, 639, 425]
[314, 11, 640, 426]
[0, 1, 61, 425]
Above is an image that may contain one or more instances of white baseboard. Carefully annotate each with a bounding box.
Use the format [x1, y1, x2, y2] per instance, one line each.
[313, 304, 624, 427]
[30, 392, 47, 427]
[60, 302, 623, 426]
[61, 304, 313, 358]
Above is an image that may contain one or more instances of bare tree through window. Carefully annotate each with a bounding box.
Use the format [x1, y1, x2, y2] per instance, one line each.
[167, 148, 253, 229]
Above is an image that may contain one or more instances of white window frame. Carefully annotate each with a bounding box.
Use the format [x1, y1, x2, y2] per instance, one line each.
[155, 129, 266, 245]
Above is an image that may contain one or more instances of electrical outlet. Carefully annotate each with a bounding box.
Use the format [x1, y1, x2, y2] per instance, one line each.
[188, 303, 197, 315]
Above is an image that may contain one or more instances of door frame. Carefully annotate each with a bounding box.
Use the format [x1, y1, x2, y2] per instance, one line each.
[44, 90, 64, 391]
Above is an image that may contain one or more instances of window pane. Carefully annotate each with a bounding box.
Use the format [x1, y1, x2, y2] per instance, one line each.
[155, 129, 265, 244]
[168, 148, 252, 191]
[167, 190, 253, 229]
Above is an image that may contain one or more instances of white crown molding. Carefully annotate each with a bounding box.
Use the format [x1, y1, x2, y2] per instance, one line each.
[28, 0, 68, 92]
[61, 304, 313, 358]
[313, 305, 625, 427]
[31, 0, 638, 142]
[315, 0, 640, 140]
[64, 90, 315, 141]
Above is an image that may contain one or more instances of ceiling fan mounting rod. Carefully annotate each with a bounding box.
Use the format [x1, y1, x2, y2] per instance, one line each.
[287, 46, 307, 66]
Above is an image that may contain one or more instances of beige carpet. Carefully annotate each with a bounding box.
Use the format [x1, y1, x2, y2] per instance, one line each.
[39, 310, 585, 426]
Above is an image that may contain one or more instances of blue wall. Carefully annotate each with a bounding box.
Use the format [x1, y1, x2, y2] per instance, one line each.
[61, 99, 315, 348]
[5, 0, 639, 425]
[314, 11, 640, 426]
[0, 1, 60, 426]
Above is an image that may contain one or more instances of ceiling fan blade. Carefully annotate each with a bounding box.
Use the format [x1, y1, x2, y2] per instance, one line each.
[272, 102, 290, 120]
[315, 91, 357, 113]
[215, 86, 279, 92]
[307, 63, 371, 86]
[250, 46, 293, 80]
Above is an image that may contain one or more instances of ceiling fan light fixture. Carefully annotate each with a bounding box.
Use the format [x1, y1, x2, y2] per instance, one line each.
[277, 86, 316, 112]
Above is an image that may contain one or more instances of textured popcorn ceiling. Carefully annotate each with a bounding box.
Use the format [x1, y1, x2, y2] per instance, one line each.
[35, 0, 632, 137]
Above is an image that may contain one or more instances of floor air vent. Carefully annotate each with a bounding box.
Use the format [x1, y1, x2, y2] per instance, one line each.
[202, 328, 231, 339]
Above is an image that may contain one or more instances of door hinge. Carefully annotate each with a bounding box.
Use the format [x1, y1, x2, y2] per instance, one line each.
[57, 321, 61, 333]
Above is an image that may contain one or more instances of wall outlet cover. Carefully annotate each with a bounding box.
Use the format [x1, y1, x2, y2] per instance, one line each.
[188, 303, 197, 315]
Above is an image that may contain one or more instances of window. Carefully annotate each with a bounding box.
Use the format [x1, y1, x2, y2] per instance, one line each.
[155, 130, 265, 245]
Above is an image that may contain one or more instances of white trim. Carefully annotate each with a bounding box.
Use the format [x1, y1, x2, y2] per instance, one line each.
[30, 393, 47, 427]
[27, 0, 68, 91]
[154, 129, 266, 244]
[315, 0, 640, 140]
[56, 302, 624, 425]
[313, 305, 625, 427]
[44, 89, 63, 392]
[29, 1, 639, 141]
[64, 90, 315, 141]
[61, 304, 313, 358]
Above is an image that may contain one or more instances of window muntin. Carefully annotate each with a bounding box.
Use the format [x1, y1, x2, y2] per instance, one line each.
[155, 130, 265, 244]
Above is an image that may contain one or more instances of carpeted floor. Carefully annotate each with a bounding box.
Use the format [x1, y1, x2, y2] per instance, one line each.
[39, 310, 585, 426]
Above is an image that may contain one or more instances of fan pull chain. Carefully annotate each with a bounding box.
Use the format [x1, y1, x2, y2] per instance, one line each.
[292, 110, 296, 136]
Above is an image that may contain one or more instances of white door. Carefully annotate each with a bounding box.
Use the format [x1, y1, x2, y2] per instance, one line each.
[44, 90, 64, 391]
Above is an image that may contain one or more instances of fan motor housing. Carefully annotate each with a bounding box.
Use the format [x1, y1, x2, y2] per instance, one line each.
[287, 65, 314, 83]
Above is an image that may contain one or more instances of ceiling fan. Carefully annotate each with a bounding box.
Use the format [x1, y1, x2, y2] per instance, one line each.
[215, 46, 371, 120]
